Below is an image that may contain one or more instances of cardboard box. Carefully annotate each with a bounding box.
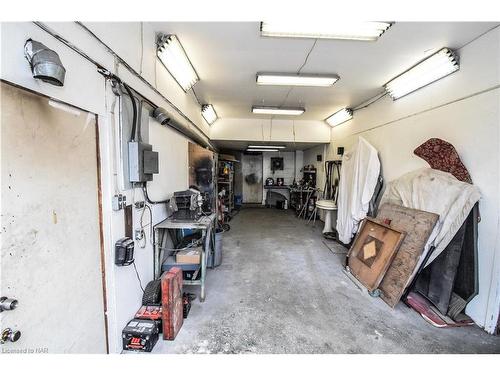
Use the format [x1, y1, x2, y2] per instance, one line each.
[175, 248, 201, 264]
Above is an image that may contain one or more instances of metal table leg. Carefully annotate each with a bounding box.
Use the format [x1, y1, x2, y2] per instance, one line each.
[200, 242, 207, 302]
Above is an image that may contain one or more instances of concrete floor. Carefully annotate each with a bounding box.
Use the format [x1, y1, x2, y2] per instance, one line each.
[154, 208, 500, 354]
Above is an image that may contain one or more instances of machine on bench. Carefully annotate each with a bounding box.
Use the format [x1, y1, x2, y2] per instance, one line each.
[170, 188, 204, 221]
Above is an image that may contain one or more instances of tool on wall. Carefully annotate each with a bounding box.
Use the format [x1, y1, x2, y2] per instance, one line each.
[323, 160, 342, 204]
[1, 328, 21, 344]
[1, 297, 21, 345]
[0, 297, 18, 313]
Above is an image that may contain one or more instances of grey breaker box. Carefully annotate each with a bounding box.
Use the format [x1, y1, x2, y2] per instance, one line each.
[128, 141, 159, 182]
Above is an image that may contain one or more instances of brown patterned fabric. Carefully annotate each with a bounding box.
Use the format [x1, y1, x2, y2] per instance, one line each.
[414, 138, 473, 184]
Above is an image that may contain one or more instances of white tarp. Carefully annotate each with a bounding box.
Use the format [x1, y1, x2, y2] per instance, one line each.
[336, 137, 381, 244]
[380, 168, 481, 268]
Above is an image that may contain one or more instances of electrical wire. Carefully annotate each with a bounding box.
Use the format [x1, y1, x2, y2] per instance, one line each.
[297, 39, 318, 74]
[72, 22, 210, 144]
[142, 182, 170, 205]
[123, 83, 137, 142]
[352, 91, 388, 111]
[280, 38, 318, 108]
[132, 261, 145, 293]
[139, 203, 153, 248]
[32, 22, 214, 150]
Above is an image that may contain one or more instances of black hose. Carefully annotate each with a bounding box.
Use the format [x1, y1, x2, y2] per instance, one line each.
[123, 82, 137, 142]
[142, 182, 170, 205]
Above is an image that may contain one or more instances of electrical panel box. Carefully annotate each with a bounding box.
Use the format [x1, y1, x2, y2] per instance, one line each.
[128, 141, 158, 182]
[144, 150, 159, 175]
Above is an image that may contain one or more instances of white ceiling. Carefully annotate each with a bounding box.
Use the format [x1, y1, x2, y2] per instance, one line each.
[151, 22, 499, 121]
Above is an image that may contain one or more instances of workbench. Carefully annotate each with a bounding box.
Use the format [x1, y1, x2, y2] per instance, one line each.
[153, 213, 216, 302]
[264, 185, 290, 207]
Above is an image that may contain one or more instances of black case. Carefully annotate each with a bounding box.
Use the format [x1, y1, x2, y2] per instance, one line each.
[122, 319, 159, 352]
[115, 237, 134, 266]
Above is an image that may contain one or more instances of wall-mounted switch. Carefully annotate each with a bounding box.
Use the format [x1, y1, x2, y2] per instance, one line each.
[134, 201, 145, 209]
[112, 194, 127, 211]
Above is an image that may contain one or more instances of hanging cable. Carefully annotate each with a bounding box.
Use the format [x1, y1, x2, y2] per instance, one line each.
[139, 203, 153, 248]
[280, 38, 318, 108]
[352, 91, 388, 112]
[132, 262, 145, 293]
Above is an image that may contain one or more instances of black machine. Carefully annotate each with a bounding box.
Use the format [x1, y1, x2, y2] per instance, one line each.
[122, 318, 159, 352]
[115, 237, 134, 266]
[171, 189, 203, 221]
[302, 165, 317, 187]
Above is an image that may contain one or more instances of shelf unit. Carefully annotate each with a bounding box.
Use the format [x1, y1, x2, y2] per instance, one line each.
[217, 159, 235, 214]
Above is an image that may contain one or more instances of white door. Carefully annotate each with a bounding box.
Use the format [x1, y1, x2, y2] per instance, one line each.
[1, 83, 107, 353]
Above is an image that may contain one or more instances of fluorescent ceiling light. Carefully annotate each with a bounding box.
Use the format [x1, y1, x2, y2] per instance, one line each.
[384, 48, 459, 100]
[325, 108, 353, 127]
[252, 106, 305, 116]
[157, 34, 199, 92]
[256, 73, 339, 87]
[248, 145, 286, 149]
[201, 104, 218, 125]
[48, 100, 81, 116]
[246, 149, 279, 152]
[260, 22, 392, 41]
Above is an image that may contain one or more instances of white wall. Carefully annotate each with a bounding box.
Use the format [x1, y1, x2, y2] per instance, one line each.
[327, 27, 500, 332]
[303, 144, 328, 194]
[1, 22, 199, 352]
[103, 112, 189, 353]
[210, 118, 331, 143]
[261, 151, 297, 204]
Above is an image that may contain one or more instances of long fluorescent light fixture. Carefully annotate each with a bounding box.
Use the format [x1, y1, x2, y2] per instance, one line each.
[201, 104, 218, 125]
[256, 73, 339, 87]
[260, 22, 392, 41]
[157, 34, 199, 92]
[246, 148, 279, 152]
[325, 108, 353, 127]
[248, 145, 286, 149]
[384, 48, 459, 100]
[252, 106, 305, 116]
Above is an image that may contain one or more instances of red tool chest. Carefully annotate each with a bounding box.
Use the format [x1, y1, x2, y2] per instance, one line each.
[161, 267, 183, 340]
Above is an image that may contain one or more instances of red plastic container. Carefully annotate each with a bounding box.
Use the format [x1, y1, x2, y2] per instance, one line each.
[161, 267, 183, 340]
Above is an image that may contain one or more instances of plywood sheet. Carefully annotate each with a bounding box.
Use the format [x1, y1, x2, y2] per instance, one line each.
[348, 218, 406, 292]
[376, 203, 439, 308]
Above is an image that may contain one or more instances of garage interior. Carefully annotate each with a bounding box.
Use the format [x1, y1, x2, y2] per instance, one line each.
[1, 19, 500, 356]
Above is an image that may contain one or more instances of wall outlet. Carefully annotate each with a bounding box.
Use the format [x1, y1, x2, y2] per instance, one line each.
[112, 194, 127, 211]
[134, 201, 145, 209]
[134, 229, 144, 241]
